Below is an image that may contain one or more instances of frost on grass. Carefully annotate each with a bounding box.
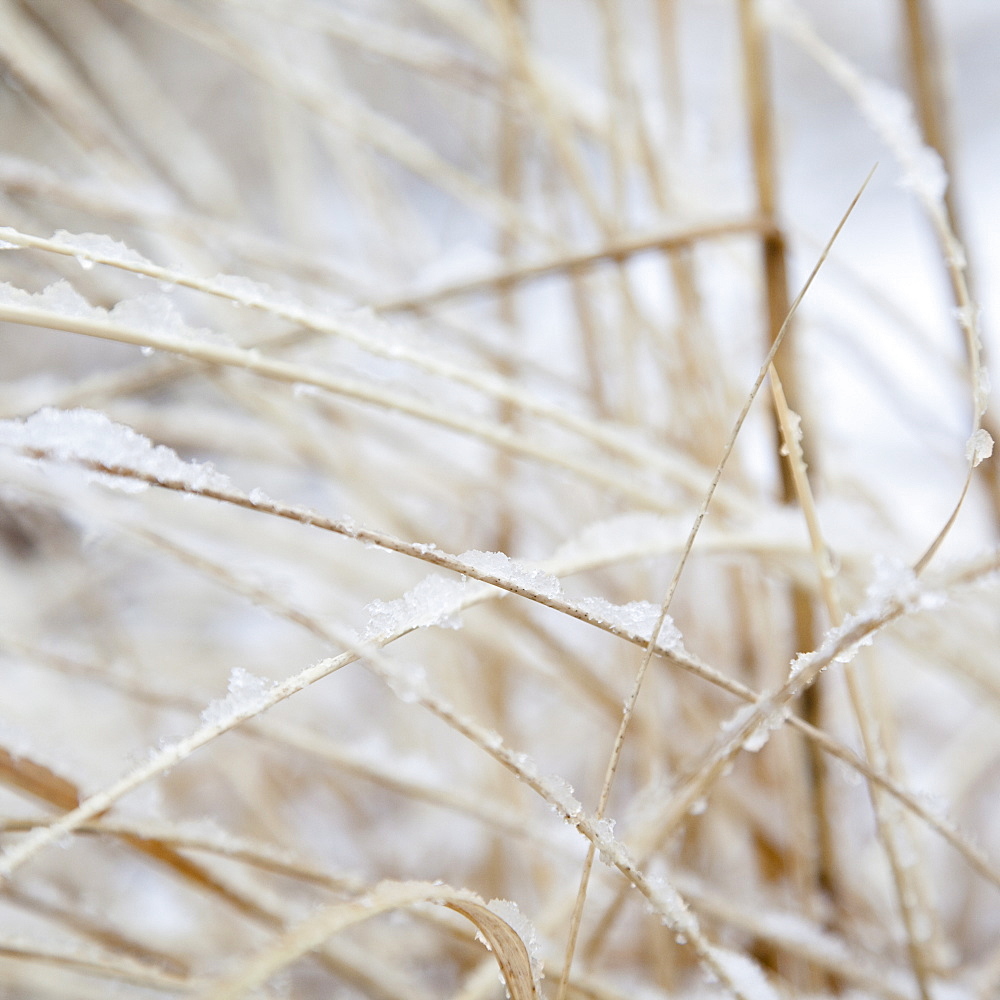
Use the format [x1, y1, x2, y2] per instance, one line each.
[485, 898, 543, 993]
[0, 278, 218, 343]
[589, 814, 646, 876]
[49, 230, 153, 268]
[361, 574, 468, 638]
[0, 279, 103, 321]
[109, 294, 215, 343]
[644, 874, 700, 941]
[457, 547, 689, 651]
[705, 946, 780, 1000]
[537, 774, 583, 820]
[591, 816, 618, 863]
[200, 667, 276, 727]
[0, 408, 233, 493]
[854, 76, 948, 207]
[975, 366, 991, 418]
[206, 272, 301, 313]
[575, 595, 684, 650]
[791, 615, 876, 674]
[777, 407, 803, 458]
[966, 428, 994, 467]
[762, 0, 948, 208]
[741, 702, 791, 753]
[827, 615, 875, 663]
[784, 556, 951, 684]
[855, 554, 948, 623]
[458, 550, 563, 599]
[720, 701, 790, 754]
[858, 555, 919, 617]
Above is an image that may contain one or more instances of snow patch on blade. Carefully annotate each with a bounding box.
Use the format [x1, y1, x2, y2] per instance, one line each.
[362, 574, 468, 638]
[0, 407, 233, 493]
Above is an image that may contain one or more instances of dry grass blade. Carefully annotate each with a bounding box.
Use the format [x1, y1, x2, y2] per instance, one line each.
[376, 217, 774, 311]
[0, 747, 80, 812]
[0, 940, 192, 993]
[193, 880, 539, 1000]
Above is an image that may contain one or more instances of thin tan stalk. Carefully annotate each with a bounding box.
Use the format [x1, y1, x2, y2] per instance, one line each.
[737, 4, 835, 958]
[769, 366, 942, 996]
[898, 0, 1000, 529]
[554, 168, 872, 999]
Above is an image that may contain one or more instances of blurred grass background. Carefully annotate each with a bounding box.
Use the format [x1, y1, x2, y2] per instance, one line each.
[0, 1, 999, 998]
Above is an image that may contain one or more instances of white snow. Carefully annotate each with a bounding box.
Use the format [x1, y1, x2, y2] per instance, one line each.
[0, 279, 103, 321]
[479, 729, 504, 751]
[537, 774, 582, 820]
[854, 77, 948, 206]
[782, 554, 953, 684]
[762, 0, 949, 208]
[207, 272, 271, 303]
[830, 623, 875, 665]
[207, 273, 300, 313]
[458, 549, 563, 599]
[976, 367, 991, 418]
[966, 428, 993, 467]
[777, 408, 803, 458]
[741, 702, 791, 753]
[591, 816, 631, 869]
[50, 230, 153, 268]
[577, 595, 654, 637]
[361, 574, 468, 639]
[857, 555, 922, 619]
[485, 898, 543, 991]
[0, 408, 233, 493]
[705, 946, 781, 1000]
[721, 703, 758, 735]
[0, 278, 218, 343]
[455, 548, 690, 653]
[575, 595, 684, 650]
[642, 871, 702, 943]
[718, 698, 790, 754]
[200, 667, 276, 727]
[109, 294, 213, 342]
